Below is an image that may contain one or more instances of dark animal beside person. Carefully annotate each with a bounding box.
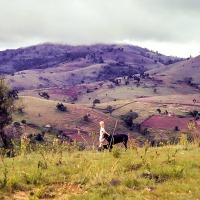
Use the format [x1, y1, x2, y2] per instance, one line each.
[103, 133, 128, 150]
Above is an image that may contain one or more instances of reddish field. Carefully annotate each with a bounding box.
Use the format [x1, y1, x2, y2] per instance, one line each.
[141, 115, 199, 131]
[48, 86, 81, 97]
[45, 84, 99, 98]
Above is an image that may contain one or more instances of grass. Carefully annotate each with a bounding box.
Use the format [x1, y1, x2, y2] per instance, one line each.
[0, 141, 200, 200]
[13, 96, 119, 135]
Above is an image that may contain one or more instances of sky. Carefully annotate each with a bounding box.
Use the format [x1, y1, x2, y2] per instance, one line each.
[0, 0, 200, 58]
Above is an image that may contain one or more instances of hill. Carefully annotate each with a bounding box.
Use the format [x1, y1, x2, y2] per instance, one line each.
[11, 93, 200, 147]
[1, 43, 200, 150]
[13, 96, 133, 143]
[0, 43, 184, 90]
[148, 55, 200, 88]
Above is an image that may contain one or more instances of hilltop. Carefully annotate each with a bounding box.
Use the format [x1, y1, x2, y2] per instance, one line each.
[0, 43, 184, 90]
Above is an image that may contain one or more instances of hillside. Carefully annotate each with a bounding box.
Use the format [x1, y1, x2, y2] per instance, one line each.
[13, 96, 133, 143]
[0, 43, 184, 90]
[148, 55, 200, 87]
[1, 43, 200, 150]
[17, 67, 200, 105]
[11, 93, 200, 147]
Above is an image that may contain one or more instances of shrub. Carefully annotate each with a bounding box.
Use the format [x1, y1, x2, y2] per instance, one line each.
[120, 111, 138, 128]
[83, 114, 90, 122]
[156, 108, 161, 114]
[189, 110, 199, 117]
[93, 99, 100, 105]
[56, 103, 67, 112]
[21, 119, 26, 124]
[39, 92, 50, 99]
[174, 126, 179, 131]
[106, 105, 113, 114]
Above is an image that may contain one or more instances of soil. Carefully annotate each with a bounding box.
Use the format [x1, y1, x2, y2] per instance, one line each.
[141, 115, 199, 131]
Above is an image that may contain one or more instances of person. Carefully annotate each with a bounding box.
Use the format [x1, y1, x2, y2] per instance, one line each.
[98, 121, 110, 151]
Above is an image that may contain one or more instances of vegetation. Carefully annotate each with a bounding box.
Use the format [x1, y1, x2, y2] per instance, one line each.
[106, 105, 113, 114]
[0, 43, 200, 199]
[0, 79, 15, 151]
[189, 110, 199, 117]
[156, 108, 161, 114]
[120, 110, 138, 128]
[0, 138, 200, 199]
[56, 103, 67, 112]
[39, 92, 50, 100]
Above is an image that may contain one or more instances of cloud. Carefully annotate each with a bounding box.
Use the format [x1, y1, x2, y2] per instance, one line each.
[0, 0, 199, 57]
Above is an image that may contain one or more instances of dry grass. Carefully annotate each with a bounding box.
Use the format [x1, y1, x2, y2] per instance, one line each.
[149, 55, 200, 85]
[13, 96, 124, 136]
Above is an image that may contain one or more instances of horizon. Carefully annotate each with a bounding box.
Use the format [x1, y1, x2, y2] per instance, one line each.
[0, 41, 198, 59]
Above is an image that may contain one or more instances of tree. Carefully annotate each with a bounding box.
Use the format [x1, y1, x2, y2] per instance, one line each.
[56, 103, 67, 112]
[0, 79, 15, 149]
[39, 92, 50, 99]
[93, 99, 100, 105]
[106, 105, 113, 114]
[83, 114, 90, 122]
[156, 108, 161, 114]
[120, 111, 138, 128]
[189, 110, 198, 117]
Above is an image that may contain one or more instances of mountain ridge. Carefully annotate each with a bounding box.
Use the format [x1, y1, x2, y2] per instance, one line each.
[0, 43, 184, 74]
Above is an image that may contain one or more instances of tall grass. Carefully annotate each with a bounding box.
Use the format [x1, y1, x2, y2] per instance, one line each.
[0, 137, 200, 200]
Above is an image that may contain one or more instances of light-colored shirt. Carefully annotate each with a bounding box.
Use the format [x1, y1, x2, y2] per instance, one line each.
[100, 127, 105, 137]
[99, 127, 105, 142]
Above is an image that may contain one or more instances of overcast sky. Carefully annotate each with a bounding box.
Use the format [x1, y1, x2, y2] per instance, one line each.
[0, 0, 200, 57]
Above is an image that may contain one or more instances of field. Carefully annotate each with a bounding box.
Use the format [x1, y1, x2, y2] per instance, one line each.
[0, 142, 200, 200]
[141, 115, 199, 131]
[12, 96, 131, 145]
[9, 93, 200, 150]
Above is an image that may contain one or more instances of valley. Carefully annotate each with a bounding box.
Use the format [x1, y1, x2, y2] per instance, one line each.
[0, 43, 199, 147]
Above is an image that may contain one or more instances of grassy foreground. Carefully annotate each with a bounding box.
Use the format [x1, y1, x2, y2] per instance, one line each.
[0, 140, 200, 200]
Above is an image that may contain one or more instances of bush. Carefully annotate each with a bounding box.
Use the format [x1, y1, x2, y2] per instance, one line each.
[189, 110, 199, 117]
[156, 108, 161, 114]
[21, 119, 26, 124]
[56, 103, 67, 112]
[93, 99, 100, 105]
[83, 114, 90, 122]
[39, 92, 50, 99]
[106, 105, 113, 114]
[174, 126, 179, 131]
[120, 111, 138, 128]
